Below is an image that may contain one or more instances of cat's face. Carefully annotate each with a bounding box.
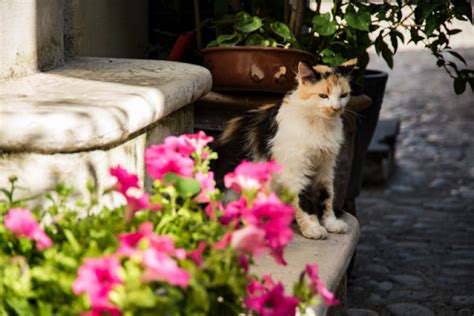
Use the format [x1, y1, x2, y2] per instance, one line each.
[293, 59, 356, 119]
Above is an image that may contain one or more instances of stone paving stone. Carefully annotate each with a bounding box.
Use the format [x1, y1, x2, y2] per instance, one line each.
[347, 46, 474, 315]
[346, 308, 379, 316]
[385, 303, 435, 316]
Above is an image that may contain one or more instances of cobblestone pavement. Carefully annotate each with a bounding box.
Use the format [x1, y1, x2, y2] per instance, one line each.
[346, 46, 474, 316]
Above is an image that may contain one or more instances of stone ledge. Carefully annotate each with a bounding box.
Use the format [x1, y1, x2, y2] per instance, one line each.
[252, 212, 360, 315]
[0, 57, 212, 153]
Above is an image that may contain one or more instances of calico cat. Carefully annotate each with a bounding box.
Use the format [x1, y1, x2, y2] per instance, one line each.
[214, 59, 357, 239]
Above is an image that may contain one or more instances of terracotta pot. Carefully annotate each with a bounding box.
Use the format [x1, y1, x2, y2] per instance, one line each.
[201, 46, 315, 93]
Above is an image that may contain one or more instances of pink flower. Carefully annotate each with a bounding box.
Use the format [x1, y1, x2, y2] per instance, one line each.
[305, 264, 339, 306]
[164, 136, 196, 156]
[231, 225, 267, 256]
[242, 193, 294, 265]
[205, 200, 223, 221]
[142, 249, 190, 287]
[117, 222, 154, 257]
[238, 254, 249, 272]
[212, 232, 233, 250]
[189, 241, 206, 266]
[73, 256, 123, 310]
[224, 160, 282, 192]
[145, 145, 194, 180]
[245, 282, 299, 316]
[4, 208, 52, 250]
[110, 166, 139, 195]
[194, 172, 216, 203]
[182, 131, 214, 153]
[124, 192, 152, 222]
[220, 197, 247, 227]
[117, 223, 185, 260]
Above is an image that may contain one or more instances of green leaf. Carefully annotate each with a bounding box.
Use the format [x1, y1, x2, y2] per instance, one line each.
[312, 13, 337, 36]
[245, 34, 271, 47]
[215, 33, 242, 46]
[320, 48, 346, 67]
[375, 36, 393, 68]
[234, 11, 262, 33]
[424, 14, 438, 37]
[446, 50, 467, 65]
[389, 31, 399, 53]
[175, 178, 201, 196]
[453, 76, 466, 94]
[451, 0, 473, 22]
[270, 22, 292, 41]
[164, 173, 201, 196]
[344, 6, 371, 31]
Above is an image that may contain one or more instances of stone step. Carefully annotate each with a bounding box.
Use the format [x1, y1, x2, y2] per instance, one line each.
[253, 212, 360, 316]
[0, 57, 211, 204]
[0, 57, 211, 153]
[363, 119, 400, 185]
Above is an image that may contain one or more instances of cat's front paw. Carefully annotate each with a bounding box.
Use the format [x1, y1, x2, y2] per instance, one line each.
[323, 217, 348, 234]
[300, 223, 328, 240]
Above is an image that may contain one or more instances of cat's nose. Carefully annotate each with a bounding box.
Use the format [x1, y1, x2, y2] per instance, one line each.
[331, 104, 341, 111]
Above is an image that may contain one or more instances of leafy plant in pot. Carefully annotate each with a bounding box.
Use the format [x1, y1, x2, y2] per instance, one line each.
[202, 11, 314, 93]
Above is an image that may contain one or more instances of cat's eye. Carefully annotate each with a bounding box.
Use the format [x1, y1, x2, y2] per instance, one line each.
[319, 94, 329, 99]
[341, 92, 349, 98]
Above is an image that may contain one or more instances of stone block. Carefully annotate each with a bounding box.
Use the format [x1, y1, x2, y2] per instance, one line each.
[65, 0, 148, 58]
[0, 0, 64, 79]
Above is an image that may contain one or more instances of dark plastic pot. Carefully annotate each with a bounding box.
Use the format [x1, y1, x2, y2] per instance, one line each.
[345, 69, 389, 202]
[201, 46, 315, 93]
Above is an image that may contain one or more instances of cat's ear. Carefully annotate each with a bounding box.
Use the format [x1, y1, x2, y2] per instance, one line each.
[297, 61, 320, 83]
[336, 58, 357, 76]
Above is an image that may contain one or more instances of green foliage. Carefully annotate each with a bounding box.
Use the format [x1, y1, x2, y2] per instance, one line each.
[205, 0, 473, 93]
[206, 11, 300, 49]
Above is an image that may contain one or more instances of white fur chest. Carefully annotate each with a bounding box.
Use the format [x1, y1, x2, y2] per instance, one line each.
[270, 105, 343, 193]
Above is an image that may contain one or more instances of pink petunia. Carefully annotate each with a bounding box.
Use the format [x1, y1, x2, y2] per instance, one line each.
[220, 197, 247, 227]
[245, 282, 299, 316]
[224, 160, 282, 192]
[305, 264, 339, 306]
[242, 193, 294, 265]
[238, 254, 249, 272]
[212, 232, 233, 250]
[4, 208, 52, 250]
[109, 166, 140, 195]
[142, 248, 190, 287]
[72, 256, 123, 310]
[189, 241, 207, 267]
[117, 223, 185, 260]
[181, 131, 214, 154]
[194, 172, 216, 203]
[124, 192, 152, 222]
[231, 225, 267, 257]
[145, 145, 194, 180]
[117, 222, 154, 257]
[164, 135, 196, 156]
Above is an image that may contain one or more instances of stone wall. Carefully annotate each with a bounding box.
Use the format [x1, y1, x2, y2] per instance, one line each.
[65, 0, 148, 58]
[0, 0, 64, 79]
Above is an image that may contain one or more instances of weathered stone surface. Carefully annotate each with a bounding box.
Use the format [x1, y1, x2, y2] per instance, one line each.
[0, 105, 193, 207]
[346, 308, 379, 316]
[0, 58, 211, 153]
[252, 213, 359, 316]
[65, 0, 148, 58]
[385, 303, 434, 316]
[0, 0, 64, 79]
[451, 296, 474, 306]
